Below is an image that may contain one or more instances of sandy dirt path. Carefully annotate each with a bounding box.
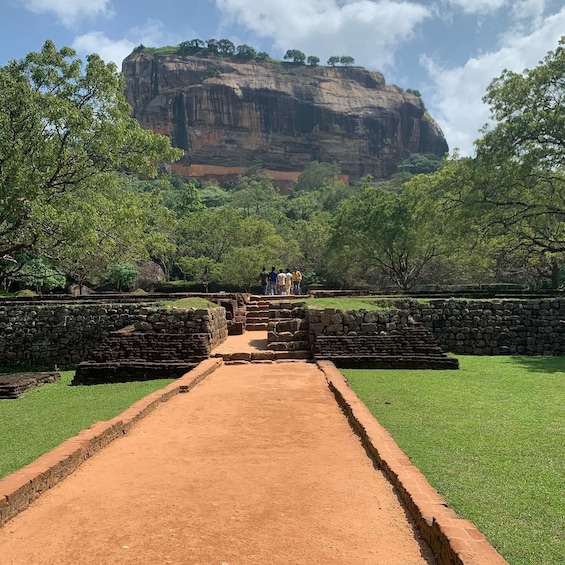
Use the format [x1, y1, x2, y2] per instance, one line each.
[0, 361, 435, 565]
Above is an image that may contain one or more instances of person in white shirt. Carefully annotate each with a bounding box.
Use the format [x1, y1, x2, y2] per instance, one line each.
[276, 269, 287, 295]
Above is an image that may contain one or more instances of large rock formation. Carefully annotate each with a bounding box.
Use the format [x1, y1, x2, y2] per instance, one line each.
[122, 52, 448, 182]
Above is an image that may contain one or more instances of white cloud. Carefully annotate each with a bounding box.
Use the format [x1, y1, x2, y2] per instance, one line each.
[422, 6, 565, 156]
[72, 19, 178, 67]
[511, 0, 546, 22]
[72, 32, 134, 67]
[216, 0, 431, 69]
[23, 0, 113, 27]
[443, 0, 508, 15]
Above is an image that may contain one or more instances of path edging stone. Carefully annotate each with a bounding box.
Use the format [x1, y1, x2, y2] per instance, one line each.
[317, 359, 509, 565]
[0, 358, 223, 528]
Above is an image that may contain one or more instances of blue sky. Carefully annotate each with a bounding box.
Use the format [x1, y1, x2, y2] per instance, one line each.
[1, 0, 565, 156]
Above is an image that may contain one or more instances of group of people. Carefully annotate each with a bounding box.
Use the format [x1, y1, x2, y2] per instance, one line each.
[259, 267, 302, 296]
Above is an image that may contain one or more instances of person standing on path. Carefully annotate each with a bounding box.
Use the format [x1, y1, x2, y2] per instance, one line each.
[259, 267, 269, 295]
[268, 267, 278, 295]
[277, 269, 287, 295]
[285, 268, 292, 296]
[292, 267, 302, 295]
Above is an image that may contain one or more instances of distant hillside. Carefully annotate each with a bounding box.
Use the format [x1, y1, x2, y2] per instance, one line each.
[122, 50, 448, 183]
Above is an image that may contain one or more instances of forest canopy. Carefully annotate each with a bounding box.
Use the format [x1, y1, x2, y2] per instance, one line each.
[3, 37, 565, 293]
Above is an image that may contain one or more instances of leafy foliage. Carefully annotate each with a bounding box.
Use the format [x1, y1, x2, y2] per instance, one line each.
[283, 49, 306, 64]
[0, 41, 182, 285]
[329, 186, 438, 289]
[103, 261, 139, 291]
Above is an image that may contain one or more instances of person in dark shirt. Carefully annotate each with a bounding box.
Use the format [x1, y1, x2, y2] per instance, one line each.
[268, 267, 278, 295]
[259, 267, 269, 295]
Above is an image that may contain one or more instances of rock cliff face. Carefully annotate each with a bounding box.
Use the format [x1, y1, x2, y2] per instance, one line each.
[122, 52, 448, 182]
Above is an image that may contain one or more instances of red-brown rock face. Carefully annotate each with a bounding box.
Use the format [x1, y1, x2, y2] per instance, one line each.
[122, 52, 448, 181]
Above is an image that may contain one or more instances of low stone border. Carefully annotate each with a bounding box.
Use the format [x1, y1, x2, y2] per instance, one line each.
[0, 372, 61, 399]
[0, 358, 222, 528]
[317, 360, 509, 565]
[1, 356, 509, 564]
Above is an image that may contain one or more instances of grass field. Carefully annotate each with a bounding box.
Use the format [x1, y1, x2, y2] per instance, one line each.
[343, 356, 565, 565]
[302, 296, 404, 311]
[0, 372, 174, 479]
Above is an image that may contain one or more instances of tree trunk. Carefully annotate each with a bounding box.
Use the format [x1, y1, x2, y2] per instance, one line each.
[551, 258, 559, 289]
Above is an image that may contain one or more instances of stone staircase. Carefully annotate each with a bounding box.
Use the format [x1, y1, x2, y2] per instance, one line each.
[245, 299, 270, 331]
[266, 301, 311, 360]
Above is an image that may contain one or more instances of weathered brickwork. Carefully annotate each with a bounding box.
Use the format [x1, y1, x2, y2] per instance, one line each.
[267, 301, 310, 358]
[0, 302, 227, 369]
[411, 299, 565, 355]
[309, 299, 565, 355]
[314, 328, 459, 369]
[0, 372, 61, 399]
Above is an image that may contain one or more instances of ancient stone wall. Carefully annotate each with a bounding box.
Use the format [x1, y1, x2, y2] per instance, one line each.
[313, 330, 459, 369]
[0, 302, 227, 369]
[411, 299, 565, 355]
[267, 301, 310, 358]
[308, 299, 565, 355]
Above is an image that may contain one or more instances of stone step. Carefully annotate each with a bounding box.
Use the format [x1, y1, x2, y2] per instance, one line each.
[245, 322, 269, 331]
[216, 350, 312, 362]
[246, 309, 269, 318]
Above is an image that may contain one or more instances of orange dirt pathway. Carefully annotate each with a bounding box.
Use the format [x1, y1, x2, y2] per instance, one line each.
[0, 361, 435, 564]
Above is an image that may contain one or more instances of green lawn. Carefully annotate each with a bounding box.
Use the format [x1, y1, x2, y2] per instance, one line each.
[343, 356, 565, 565]
[0, 372, 174, 479]
[302, 296, 404, 311]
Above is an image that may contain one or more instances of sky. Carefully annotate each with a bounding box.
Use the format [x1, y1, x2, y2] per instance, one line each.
[1, 0, 564, 157]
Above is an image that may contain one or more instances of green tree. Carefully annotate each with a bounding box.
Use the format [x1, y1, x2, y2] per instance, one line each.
[177, 256, 220, 292]
[174, 208, 249, 264]
[199, 182, 231, 208]
[104, 261, 138, 292]
[293, 211, 331, 279]
[435, 37, 565, 287]
[0, 41, 182, 266]
[479, 36, 565, 172]
[4, 255, 65, 293]
[51, 176, 175, 289]
[231, 172, 282, 220]
[402, 157, 500, 286]
[294, 161, 341, 193]
[307, 56, 320, 66]
[219, 246, 267, 291]
[189, 39, 206, 49]
[327, 56, 340, 67]
[288, 162, 352, 219]
[396, 153, 443, 176]
[207, 39, 219, 54]
[255, 52, 270, 62]
[283, 49, 306, 64]
[329, 186, 437, 290]
[340, 56, 355, 67]
[217, 39, 236, 56]
[235, 44, 257, 60]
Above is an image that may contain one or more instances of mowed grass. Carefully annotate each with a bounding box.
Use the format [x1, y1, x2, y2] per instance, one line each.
[343, 356, 565, 565]
[302, 296, 403, 311]
[0, 372, 174, 479]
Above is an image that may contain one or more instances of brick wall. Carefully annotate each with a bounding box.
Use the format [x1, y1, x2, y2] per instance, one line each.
[0, 302, 227, 369]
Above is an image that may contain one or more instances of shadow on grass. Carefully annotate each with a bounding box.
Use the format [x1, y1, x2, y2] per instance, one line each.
[507, 355, 565, 374]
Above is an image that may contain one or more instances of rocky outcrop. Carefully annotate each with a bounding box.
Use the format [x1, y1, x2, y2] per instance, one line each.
[122, 52, 448, 181]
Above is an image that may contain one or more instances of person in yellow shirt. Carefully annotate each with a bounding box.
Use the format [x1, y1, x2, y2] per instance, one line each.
[291, 267, 302, 295]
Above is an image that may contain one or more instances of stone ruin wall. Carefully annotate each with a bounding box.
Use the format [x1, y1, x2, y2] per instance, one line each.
[411, 299, 565, 355]
[1, 298, 564, 370]
[0, 302, 227, 369]
[293, 299, 565, 356]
